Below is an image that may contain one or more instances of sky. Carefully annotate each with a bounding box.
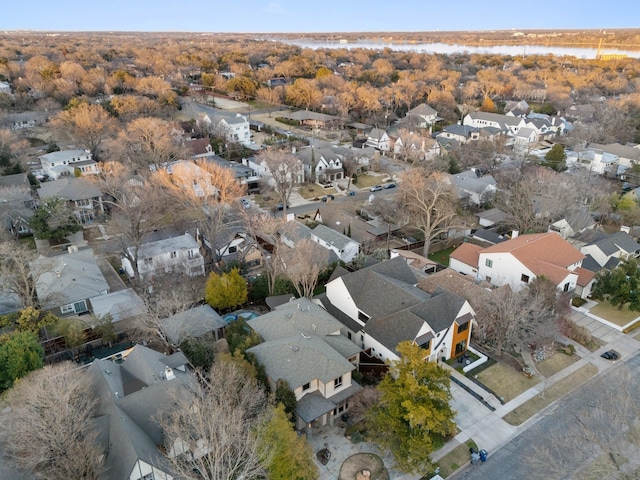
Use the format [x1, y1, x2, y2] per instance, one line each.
[1, 0, 638, 33]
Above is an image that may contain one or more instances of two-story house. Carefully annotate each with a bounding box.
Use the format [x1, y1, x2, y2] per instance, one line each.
[214, 114, 251, 145]
[242, 155, 305, 188]
[39, 149, 100, 180]
[463, 112, 525, 136]
[365, 128, 391, 152]
[449, 169, 497, 207]
[405, 103, 439, 129]
[295, 146, 344, 183]
[0, 172, 34, 236]
[321, 257, 475, 364]
[36, 177, 105, 224]
[449, 232, 590, 295]
[123, 233, 205, 282]
[246, 298, 361, 431]
[311, 224, 359, 263]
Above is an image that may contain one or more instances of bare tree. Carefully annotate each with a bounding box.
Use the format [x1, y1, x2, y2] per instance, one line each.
[50, 102, 117, 159]
[158, 358, 271, 480]
[90, 162, 173, 279]
[0, 362, 104, 480]
[399, 168, 460, 256]
[474, 284, 556, 358]
[256, 149, 302, 217]
[0, 240, 54, 308]
[282, 238, 328, 298]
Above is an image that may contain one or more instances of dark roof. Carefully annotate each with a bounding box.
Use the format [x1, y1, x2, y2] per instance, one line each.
[581, 254, 602, 272]
[472, 229, 508, 245]
[589, 231, 640, 256]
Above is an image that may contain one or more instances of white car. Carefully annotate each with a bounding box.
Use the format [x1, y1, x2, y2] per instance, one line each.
[370, 185, 382, 192]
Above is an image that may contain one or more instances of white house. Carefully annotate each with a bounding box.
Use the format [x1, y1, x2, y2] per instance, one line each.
[311, 224, 359, 263]
[579, 231, 640, 269]
[449, 232, 588, 294]
[513, 127, 539, 153]
[215, 114, 251, 146]
[436, 124, 480, 144]
[393, 133, 441, 160]
[123, 232, 205, 282]
[242, 155, 304, 187]
[463, 112, 525, 136]
[295, 146, 344, 182]
[321, 257, 475, 363]
[405, 103, 439, 128]
[39, 149, 100, 180]
[365, 128, 390, 152]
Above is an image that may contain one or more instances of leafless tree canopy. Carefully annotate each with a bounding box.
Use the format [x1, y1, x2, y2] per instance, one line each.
[399, 168, 461, 256]
[158, 359, 272, 480]
[282, 238, 328, 298]
[0, 239, 54, 308]
[0, 363, 104, 480]
[256, 149, 301, 216]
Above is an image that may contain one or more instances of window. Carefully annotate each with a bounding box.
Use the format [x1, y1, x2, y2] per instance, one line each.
[521, 274, 530, 284]
[457, 322, 469, 334]
[61, 304, 74, 314]
[302, 383, 310, 391]
[455, 340, 466, 355]
[73, 300, 88, 313]
[145, 257, 153, 264]
[347, 331, 352, 340]
[420, 340, 431, 350]
[485, 276, 492, 283]
[358, 311, 370, 323]
[228, 246, 237, 254]
[170, 251, 177, 259]
[485, 259, 493, 268]
[564, 282, 570, 292]
[334, 376, 343, 388]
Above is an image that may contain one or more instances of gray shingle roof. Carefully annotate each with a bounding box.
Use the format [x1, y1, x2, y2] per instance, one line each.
[158, 304, 226, 344]
[89, 288, 148, 323]
[590, 231, 640, 256]
[134, 232, 199, 259]
[37, 177, 102, 201]
[312, 224, 356, 250]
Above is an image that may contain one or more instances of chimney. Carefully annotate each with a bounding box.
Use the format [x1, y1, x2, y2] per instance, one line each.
[292, 146, 296, 154]
[164, 366, 175, 381]
[511, 230, 519, 238]
[390, 249, 400, 259]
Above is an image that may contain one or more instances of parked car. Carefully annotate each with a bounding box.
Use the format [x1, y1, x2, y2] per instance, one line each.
[384, 183, 397, 189]
[370, 185, 382, 192]
[275, 203, 289, 211]
[348, 191, 356, 196]
[600, 350, 620, 360]
[321, 194, 335, 202]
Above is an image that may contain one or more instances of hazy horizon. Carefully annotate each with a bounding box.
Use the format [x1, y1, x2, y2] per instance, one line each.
[2, 0, 638, 33]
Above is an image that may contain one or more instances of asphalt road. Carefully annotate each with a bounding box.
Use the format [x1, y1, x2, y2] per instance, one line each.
[451, 352, 640, 480]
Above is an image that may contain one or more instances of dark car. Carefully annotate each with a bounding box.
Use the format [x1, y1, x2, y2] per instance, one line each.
[370, 185, 382, 192]
[600, 350, 620, 360]
[321, 194, 335, 202]
[275, 203, 290, 211]
[384, 183, 397, 189]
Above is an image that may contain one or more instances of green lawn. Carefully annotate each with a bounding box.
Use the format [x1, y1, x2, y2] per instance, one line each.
[428, 247, 456, 266]
[589, 300, 640, 327]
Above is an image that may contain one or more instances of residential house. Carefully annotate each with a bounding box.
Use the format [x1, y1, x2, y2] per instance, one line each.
[436, 124, 480, 144]
[246, 297, 361, 431]
[575, 230, 640, 270]
[320, 257, 475, 363]
[475, 208, 507, 228]
[513, 127, 539, 154]
[88, 345, 194, 480]
[89, 288, 148, 331]
[547, 206, 597, 239]
[449, 232, 588, 295]
[567, 146, 619, 176]
[196, 154, 260, 192]
[405, 103, 439, 129]
[164, 160, 219, 199]
[393, 132, 440, 160]
[205, 228, 263, 273]
[564, 104, 596, 122]
[463, 112, 525, 136]
[279, 221, 340, 266]
[212, 114, 251, 146]
[0, 172, 34, 236]
[242, 154, 304, 188]
[365, 128, 391, 152]
[123, 233, 205, 282]
[280, 110, 341, 129]
[158, 304, 227, 345]
[311, 224, 360, 263]
[31, 248, 110, 316]
[295, 146, 344, 183]
[39, 149, 100, 180]
[37, 177, 105, 224]
[449, 169, 497, 207]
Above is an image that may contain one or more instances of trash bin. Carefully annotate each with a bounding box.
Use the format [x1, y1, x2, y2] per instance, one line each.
[479, 449, 488, 462]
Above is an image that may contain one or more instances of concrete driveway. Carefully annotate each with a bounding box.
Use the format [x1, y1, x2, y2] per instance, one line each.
[568, 309, 622, 344]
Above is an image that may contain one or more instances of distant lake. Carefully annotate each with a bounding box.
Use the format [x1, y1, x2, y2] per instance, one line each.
[281, 39, 640, 59]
